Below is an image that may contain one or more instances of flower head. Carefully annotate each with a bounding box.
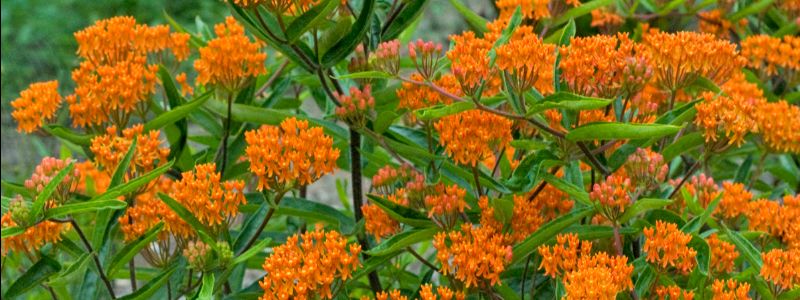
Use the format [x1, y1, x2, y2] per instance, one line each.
[408, 39, 443, 80]
[711, 279, 750, 300]
[90, 124, 170, 179]
[624, 148, 668, 191]
[25, 157, 80, 206]
[741, 35, 799, 84]
[752, 100, 800, 154]
[718, 182, 752, 220]
[643, 221, 697, 274]
[510, 195, 545, 242]
[761, 248, 800, 291]
[433, 223, 512, 287]
[245, 117, 340, 191]
[425, 184, 468, 229]
[11, 81, 62, 133]
[707, 234, 738, 274]
[655, 285, 695, 300]
[171, 163, 246, 227]
[259, 227, 361, 299]
[590, 174, 632, 222]
[562, 252, 634, 300]
[362, 203, 399, 242]
[373, 40, 401, 75]
[496, 33, 555, 94]
[73, 16, 189, 65]
[194, 16, 266, 90]
[448, 31, 496, 96]
[538, 233, 593, 278]
[560, 34, 650, 98]
[2, 203, 70, 257]
[371, 164, 419, 195]
[419, 285, 465, 300]
[335, 85, 374, 128]
[434, 109, 513, 167]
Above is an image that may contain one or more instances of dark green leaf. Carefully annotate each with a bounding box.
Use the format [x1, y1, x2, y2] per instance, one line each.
[541, 173, 590, 205]
[619, 198, 672, 224]
[204, 100, 347, 140]
[107, 222, 164, 275]
[487, 6, 522, 66]
[42, 125, 93, 146]
[730, 0, 775, 21]
[232, 238, 271, 266]
[383, 0, 429, 40]
[1, 226, 25, 238]
[446, 0, 488, 34]
[721, 225, 763, 268]
[662, 132, 704, 161]
[551, 0, 614, 26]
[367, 194, 434, 228]
[144, 91, 212, 132]
[276, 197, 355, 234]
[511, 207, 595, 264]
[158, 193, 216, 245]
[527, 92, 612, 114]
[285, 0, 338, 42]
[30, 163, 75, 223]
[109, 139, 137, 188]
[117, 265, 177, 300]
[682, 193, 721, 234]
[321, 0, 375, 67]
[4, 255, 62, 298]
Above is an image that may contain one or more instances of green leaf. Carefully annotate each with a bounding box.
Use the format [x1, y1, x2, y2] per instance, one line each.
[285, 0, 338, 42]
[382, 0, 429, 40]
[446, 0, 488, 34]
[158, 193, 216, 245]
[657, 0, 687, 15]
[232, 238, 272, 266]
[682, 193, 721, 234]
[109, 139, 137, 188]
[527, 92, 613, 115]
[566, 122, 681, 142]
[689, 235, 710, 275]
[276, 197, 355, 234]
[367, 194, 434, 228]
[374, 111, 400, 134]
[117, 265, 177, 300]
[563, 225, 638, 240]
[352, 254, 396, 281]
[321, 0, 375, 67]
[690, 76, 721, 93]
[730, 0, 775, 21]
[44, 200, 127, 220]
[634, 264, 656, 298]
[144, 91, 212, 132]
[619, 198, 672, 224]
[1, 226, 25, 238]
[487, 6, 522, 66]
[721, 225, 763, 268]
[42, 125, 93, 146]
[91, 160, 174, 202]
[234, 194, 270, 253]
[551, 0, 614, 26]
[495, 284, 521, 300]
[414, 102, 475, 121]
[197, 273, 215, 300]
[509, 139, 548, 151]
[3, 255, 62, 298]
[107, 222, 164, 275]
[30, 163, 75, 223]
[541, 173, 590, 205]
[335, 71, 392, 80]
[2, 180, 32, 198]
[511, 207, 595, 264]
[662, 132, 704, 161]
[779, 288, 800, 300]
[367, 227, 439, 256]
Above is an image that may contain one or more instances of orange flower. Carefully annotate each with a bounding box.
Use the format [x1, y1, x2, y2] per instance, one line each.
[245, 117, 340, 191]
[362, 203, 399, 242]
[562, 252, 634, 300]
[1, 213, 69, 257]
[371, 164, 419, 195]
[433, 223, 512, 287]
[495, 32, 555, 94]
[695, 91, 759, 147]
[434, 109, 512, 167]
[590, 174, 632, 222]
[590, 8, 625, 31]
[175, 72, 194, 96]
[425, 184, 468, 229]
[711, 279, 750, 300]
[746, 195, 800, 250]
[419, 284, 465, 300]
[510, 194, 544, 242]
[643, 221, 697, 274]
[706, 234, 738, 274]
[760, 248, 800, 290]
[73, 16, 189, 64]
[718, 182, 752, 219]
[740, 35, 799, 84]
[90, 124, 170, 178]
[752, 100, 800, 154]
[538, 233, 593, 278]
[447, 31, 496, 96]
[171, 163, 246, 227]
[496, 0, 549, 20]
[259, 226, 361, 300]
[374, 290, 407, 300]
[529, 184, 574, 221]
[76, 161, 111, 196]
[642, 31, 745, 91]
[655, 285, 695, 300]
[560, 34, 650, 99]
[194, 16, 266, 91]
[11, 81, 62, 133]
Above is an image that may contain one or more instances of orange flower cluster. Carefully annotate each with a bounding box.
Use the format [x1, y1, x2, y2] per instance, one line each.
[90, 124, 170, 177]
[642, 31, 744, 91]
[496, 0, 580, 21]
[434, 109, 512, 167]
[11, 81, 62, 133]
[529, 180, 575, 221]
[509, 195, 544, 242]
[538, 234, 633, 299]
[25, 157, 80, 205]
[335, 85, 374, 128]
[76, 161, 111, 196]
[373, 290, 407, 300]
[741, 35, 800, 82]
[447, 31, 495, 95]
[371, 164, 418, 195]
[396, 74, 460, 123]
[68, 16, 189, 128]
[409, 39, 443, 80]
[419, 285, 465, 300]
[698, 9, 736, 39]
[119, 177, 193, 241]
[259, 227, 361, 300]
[425, 184, 468, 229]
[433, 223, 512, 287]
[495, 32, 555, 94]
[718, 182, 752, 220]
[678, 173, 720, 209]
[176, 72, 193, 96]
[362, 203, 399, 242]
[643, 221, 697, 273]
[245, 117, 340, 191]
[560, 34, 650, 98]
[711, 279, 750, 300]
[590, 174, 632, 222]
[707, 234, 738, 274]
[591, 8, 625, 31]
[171, 163, 246, 227]
[624, 148, 668, 191]
[1, 211, 69, 257]
[745, 195, 800, 249]
[655, 285, 695, 300]
[373, 40, 401, 75]
[760, 248, 800, 290]
[751, 100, 800, 154]
[194, 16, 266, 90]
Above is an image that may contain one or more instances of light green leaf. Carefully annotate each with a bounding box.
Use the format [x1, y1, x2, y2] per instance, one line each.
[446, 0, 488, 34]
[30, 163, 75, 223]
[511, 207, 595, 264]
[662, 132, 704, 161]
[197, 273, 215, 300]
[117, 265, 177, 300]
[335, 71, 393, 80]
[566, 122, 681, 142]
[367, 194, 434, 228]
[107, 222, 164, 275]
[527, 92, 612, 114]
[158, 193, 216, 245]
[2, 226, 25, 238]
[730, 0, 775, 21]
[552, 0, 614, 26]
[144, 91, 212, 132]
[367, 227, 439, 256]
[45, 200, 127, 220]
[232, 238, 272, 266]
[414, 101, 475, 121]
[3, 255, 62, 298]
[619, 198, 672, 224]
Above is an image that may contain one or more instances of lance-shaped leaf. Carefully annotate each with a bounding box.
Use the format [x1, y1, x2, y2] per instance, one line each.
[511, 207, 595, 264]
[107, 222, 164, 275]
[45, 200, 127, 220]
[619, 198, 673, 224]
[285, 0, 338, 42]
[3, 255, 62, 298]
[367, 194, 434, 228]
[321, 0, 375, 67]
[117, 265, 177, 300]
[382, 0, 429, 40]
[366, 227, 439, 256]
[566, 122, 681, 142]
[29, 162, 75, 224]
[526, 92, 612, 114]
[414, 101, 475, 121]
[158, 193, 216, 246]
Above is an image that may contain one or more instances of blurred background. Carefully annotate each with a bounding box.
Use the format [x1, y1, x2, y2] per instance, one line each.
[0, 0, 496, 182]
